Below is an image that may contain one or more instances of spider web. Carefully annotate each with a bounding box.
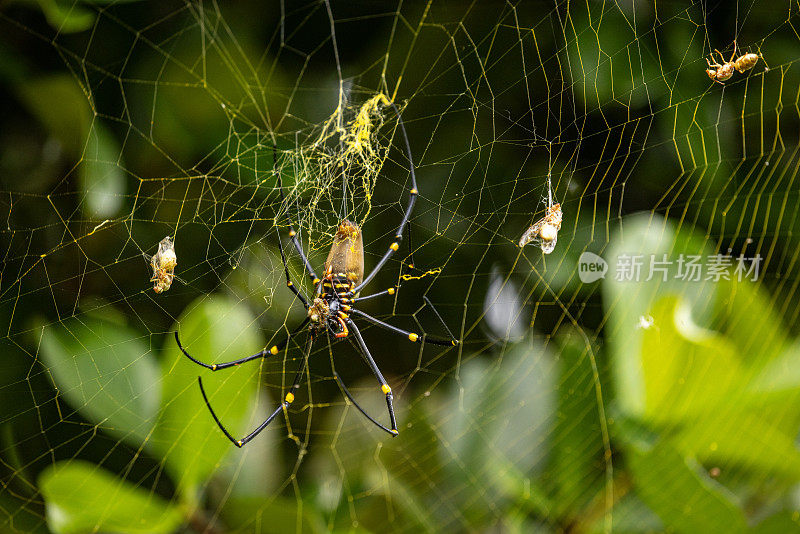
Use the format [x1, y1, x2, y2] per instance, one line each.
[1, 0, 800, 532]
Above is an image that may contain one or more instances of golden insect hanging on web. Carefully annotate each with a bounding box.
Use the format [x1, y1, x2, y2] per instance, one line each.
[705, 41, 763, 84]
[150, 236, 177, 293]
[519, 175, 562, 254]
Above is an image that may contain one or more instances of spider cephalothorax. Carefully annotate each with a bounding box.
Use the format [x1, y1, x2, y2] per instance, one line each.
[175, 101, 457, 447]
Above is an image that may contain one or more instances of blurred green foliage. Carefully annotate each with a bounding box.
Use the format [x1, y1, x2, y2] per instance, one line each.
[1, 0, 799, 533]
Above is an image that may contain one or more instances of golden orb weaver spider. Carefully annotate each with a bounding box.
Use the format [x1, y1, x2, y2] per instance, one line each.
[175, 102, 457, 447]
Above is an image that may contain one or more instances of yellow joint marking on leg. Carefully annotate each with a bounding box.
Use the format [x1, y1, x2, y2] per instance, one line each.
[312, 278, 320, 284]
[285, 392, 295, 403]
[342, 305, 351, 311]
[387, 287, 396, 295]
[381, 384, 392, 394]
[211, 364, 217, 371]
[339, 312, 349, 319]
[390, 429, 399, 436]
[287, 281, 293, 287]
[289, 230, 296, 237]
[236, 440, 243, 447]
[390, 242, 400, 251]
[270, 345, 279, 355]
[408, 333, 419, 342]
[410, 188, 418, 194]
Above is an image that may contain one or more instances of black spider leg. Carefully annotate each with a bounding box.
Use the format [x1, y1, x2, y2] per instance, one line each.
[175, 317, 310, 371]
[352, 102, 417, 294]
[275, 224, 309, 308]
[198, 331, 315, 447]
[273, 144, 319, 284]
[349, 308, 456, 347]
[332, 319, 398, 436]
[352, 222, 415, 303]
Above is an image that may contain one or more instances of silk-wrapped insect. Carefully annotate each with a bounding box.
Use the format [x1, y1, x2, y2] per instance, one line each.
[150, 236, 177, 293]
[519, 202, 562, 254]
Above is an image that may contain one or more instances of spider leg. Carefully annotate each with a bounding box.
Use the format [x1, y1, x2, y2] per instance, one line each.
[198, 331, 315, 447]
[275, 225, 309, 308]
[335, 319, 398, 435]
[352, 287, 397, 303]
[351, 221, 415, 302]
[273, 145, 320, 285]
[350, 308, 457, 346]
[354, 102, 418, 293]
[175, 317, 310, 371]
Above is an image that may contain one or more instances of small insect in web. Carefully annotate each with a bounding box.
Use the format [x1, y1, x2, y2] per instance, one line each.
[519, 177, 562, 254]
[174, 101, 458, 447]
[705, 41, 764, 84]
[705, 49, 736, 84]
[150, 236, 177, 293]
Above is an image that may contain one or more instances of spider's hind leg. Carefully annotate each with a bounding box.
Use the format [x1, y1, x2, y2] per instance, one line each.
[334, 319, 399, 436]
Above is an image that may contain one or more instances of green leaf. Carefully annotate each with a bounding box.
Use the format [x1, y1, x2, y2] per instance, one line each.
[15, 74, 90, 156]
[217, 391, 283, 497]
[39, 315, 159, 449]
[628, 442, 747, 534]
[547, 328, 606, 517]
[750, 511, 800, 533]
[155, 295, 263, 499]
[668, 410, 800, 481]
[31, 0, 96, 33]
[80, 122, 125, 217]
[639, 295, 743, 423]
[750, 339, 800, 395]
[603, 213, 714, 418]
[715, 277, 788, 371]
[435, 342, 556, 524]
[39, 460, 183, 534]
[15, 75, 125, 217]
[221, 496, 327, 534]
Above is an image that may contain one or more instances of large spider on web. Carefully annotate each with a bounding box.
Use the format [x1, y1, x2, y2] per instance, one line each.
[175, 102, 458, 447]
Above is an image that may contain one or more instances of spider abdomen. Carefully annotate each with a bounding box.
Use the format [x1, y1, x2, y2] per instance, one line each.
[325, 220, 364, 286]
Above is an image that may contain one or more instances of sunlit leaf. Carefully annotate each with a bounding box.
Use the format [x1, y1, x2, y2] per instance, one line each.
[715, 276, 788, 370]
[155, 295, 263, 499]
[639, 295, 743, 423]
[39, 460, 183, 534]
[603, 213, 714, 418]
[39, 315, 159, 449]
